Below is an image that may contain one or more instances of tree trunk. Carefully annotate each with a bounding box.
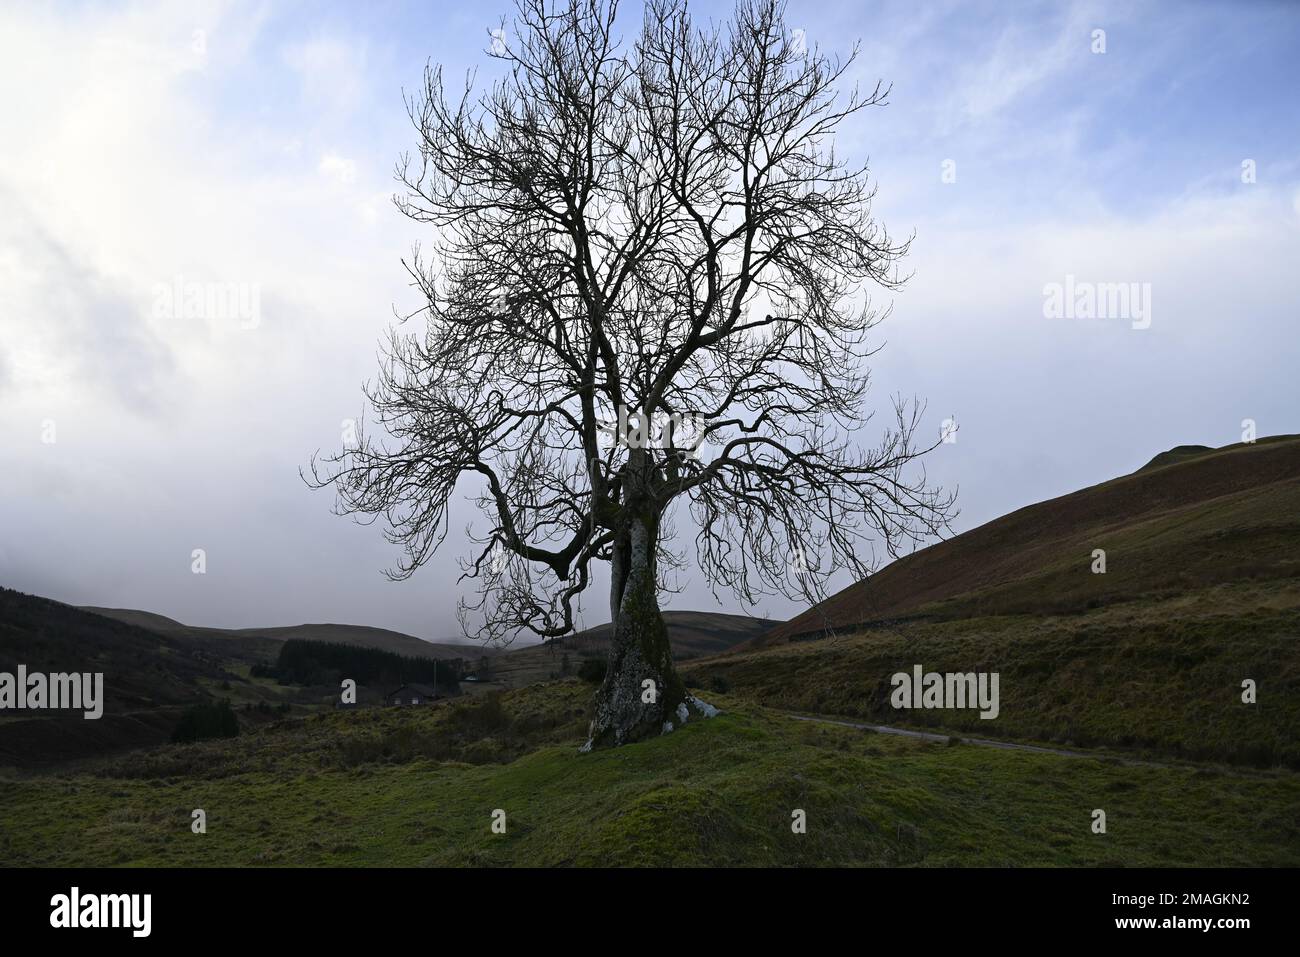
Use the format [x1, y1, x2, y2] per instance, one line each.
[585, 514, 689, 748]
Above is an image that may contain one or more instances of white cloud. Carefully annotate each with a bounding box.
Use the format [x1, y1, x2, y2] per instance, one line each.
[318, 152, 358, 185]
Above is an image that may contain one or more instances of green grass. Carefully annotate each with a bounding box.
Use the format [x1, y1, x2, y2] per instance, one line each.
[2, 682, 1297, 867]
[686, 582, 1300, 768]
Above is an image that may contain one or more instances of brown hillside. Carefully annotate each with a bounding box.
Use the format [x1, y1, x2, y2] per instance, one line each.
[752, 435, 1300, 647]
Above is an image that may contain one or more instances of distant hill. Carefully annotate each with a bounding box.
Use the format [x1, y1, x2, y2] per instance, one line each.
[0, 589, 233, 768]
[752, 435, 1300, 648]
[483, 611, 771, 686]
[568, 610, 771, 659]
[0, 593, 483, 769]
[82, 608, 481, 661]
[23, 600, 765, 718]
[69, 604, 766, 693]
[77, 606, 193, 635]
[1, 590, 228, 711]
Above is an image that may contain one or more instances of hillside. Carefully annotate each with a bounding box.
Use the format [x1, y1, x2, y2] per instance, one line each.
[682, 436, 1300, 768]
[684, 578, 1300, 766]
[483, 611, 770, 687]
[0, 593, 479, 769]
[2, 590, 221, 711]
[0, 589, 234, 768]
[2, 590, 767, 766]
[79, 606, 767, 690]
[1135, 444, 1215, 472]
[8, 434, 1294, 786]
[756, 435, 1300, 646]
[82, 607, 481, 662]
[5, 424, 1299, 863]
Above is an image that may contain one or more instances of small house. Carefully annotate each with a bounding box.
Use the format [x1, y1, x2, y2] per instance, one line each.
[386, 683, 442, 706]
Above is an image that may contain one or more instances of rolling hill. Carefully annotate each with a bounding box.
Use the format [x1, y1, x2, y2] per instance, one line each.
[482, 611, 770, 687]
[754, 435, 1300, 647]
[3, 436, 1297, 866]
[686, 436, 1300, 767]
[9, 435, 1295, 772]
[79, 606, 769, 690]
[0, 589, 234, 768]
[2, 589, 767, 766]
[1, 590, 222, 711]
[0, 593, 481, 768]
[81, 607, 480, 662]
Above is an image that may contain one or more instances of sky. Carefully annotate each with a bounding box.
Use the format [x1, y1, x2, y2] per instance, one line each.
[1, 0, 1298, 644]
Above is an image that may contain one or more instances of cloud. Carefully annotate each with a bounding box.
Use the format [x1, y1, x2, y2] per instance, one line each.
[318, 152, 358, 185]
[0, 191, 177, 414]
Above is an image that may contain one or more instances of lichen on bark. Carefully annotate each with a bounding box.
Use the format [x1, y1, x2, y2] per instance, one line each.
[584, 510, 717, 749]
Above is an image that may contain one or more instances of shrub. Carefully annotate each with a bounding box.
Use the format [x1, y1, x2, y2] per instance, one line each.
[577, 658, 607, 684]
[452, 692, 508, 733]
[171, 699, 240, 743]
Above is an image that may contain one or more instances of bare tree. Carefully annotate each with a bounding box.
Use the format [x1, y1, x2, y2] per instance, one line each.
[307, 0, 954, 748]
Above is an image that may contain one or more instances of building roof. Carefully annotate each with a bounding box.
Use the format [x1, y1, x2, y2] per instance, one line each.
[387, 683, 440, 697]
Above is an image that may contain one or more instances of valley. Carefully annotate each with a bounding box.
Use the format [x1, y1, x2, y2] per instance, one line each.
[3, 437, 1298, 865]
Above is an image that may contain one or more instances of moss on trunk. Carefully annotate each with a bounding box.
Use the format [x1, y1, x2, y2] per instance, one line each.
[586, 516, 687, 748]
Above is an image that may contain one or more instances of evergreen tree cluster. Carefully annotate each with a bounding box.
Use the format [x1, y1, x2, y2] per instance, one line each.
[171, 699, 240, 743]
[253, 639, 461, 691]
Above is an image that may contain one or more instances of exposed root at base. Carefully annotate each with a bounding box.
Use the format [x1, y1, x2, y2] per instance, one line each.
[580, 695, 721, 752]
